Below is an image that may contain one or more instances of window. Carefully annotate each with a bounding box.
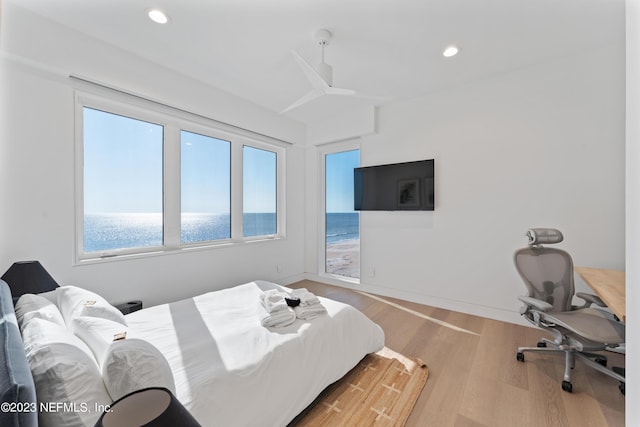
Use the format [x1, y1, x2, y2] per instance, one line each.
[76, 91, 285, 262]
[181, 131, 231, 244]
[83, 107, 164, 253]
[243, 146, 277, 237]
[323, 148, 360, 280]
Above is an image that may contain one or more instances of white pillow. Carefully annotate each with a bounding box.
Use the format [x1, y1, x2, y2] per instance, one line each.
[71, 316, 132, 366]
[38, 289, 59, 304]
[21, 318, 112, 427]
[57, 285, 126, 327]
[21, 317, 94, 361]
[102, 338, 176, 402]
[15, 293, 65, 330]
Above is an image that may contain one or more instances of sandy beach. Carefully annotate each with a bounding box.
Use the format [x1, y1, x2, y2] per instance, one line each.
[326, 238, 360, 278]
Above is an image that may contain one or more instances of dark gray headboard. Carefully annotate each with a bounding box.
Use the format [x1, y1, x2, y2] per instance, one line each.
[0, 280, 38, 427]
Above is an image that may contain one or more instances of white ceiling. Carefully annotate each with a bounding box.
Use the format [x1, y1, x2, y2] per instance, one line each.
[11, 0, 624, 125]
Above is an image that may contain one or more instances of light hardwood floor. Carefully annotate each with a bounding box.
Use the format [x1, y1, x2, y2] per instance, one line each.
[290, 280, 625, 427]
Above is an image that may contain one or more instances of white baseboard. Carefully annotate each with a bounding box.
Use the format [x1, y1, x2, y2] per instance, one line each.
[304, 273, 528, 327]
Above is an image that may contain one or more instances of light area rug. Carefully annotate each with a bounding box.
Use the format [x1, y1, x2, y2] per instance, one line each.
[291, 347, 429, 427]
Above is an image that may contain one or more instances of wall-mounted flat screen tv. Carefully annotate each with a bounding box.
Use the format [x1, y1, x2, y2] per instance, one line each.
[354, 159, 434, 211]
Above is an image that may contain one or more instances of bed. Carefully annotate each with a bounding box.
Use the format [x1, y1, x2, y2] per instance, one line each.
[0, 278, 384, 426]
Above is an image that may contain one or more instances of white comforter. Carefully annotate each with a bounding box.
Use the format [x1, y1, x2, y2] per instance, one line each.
[124, 281, 384, 426]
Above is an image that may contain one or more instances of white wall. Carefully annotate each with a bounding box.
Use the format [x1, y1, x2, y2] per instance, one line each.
[306, 106, 376, 145]
[307, 44, 626, 325]
[0, 4, 307, 306]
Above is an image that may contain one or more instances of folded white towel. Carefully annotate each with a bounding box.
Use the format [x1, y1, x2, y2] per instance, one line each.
[258, 303, 296, 328]
[260, 289, 288, 313]
[293, 304, 327, 320]
[290, 288, 320, 306]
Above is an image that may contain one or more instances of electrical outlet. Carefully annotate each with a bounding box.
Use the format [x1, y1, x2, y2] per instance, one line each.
[277, 264, 282, 273]
[369, 268, 375, 278]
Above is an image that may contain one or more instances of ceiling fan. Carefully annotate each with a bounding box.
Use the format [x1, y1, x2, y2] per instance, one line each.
[280, 29, 383, 114]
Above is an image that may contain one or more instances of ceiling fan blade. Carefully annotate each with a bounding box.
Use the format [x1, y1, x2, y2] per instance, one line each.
[279, 89, 324, 114]
[291, 50, 330, 90]
[325, 87, 356, 96]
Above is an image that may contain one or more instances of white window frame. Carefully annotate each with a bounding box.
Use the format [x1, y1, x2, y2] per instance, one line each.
[74, 89, 286, 264]
[317, 139, 361, 284]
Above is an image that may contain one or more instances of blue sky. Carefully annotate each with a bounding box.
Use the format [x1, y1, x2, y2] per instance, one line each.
[84, 108, 358, 215]
[84, 108, 278, 215]
[326, 149, 359, 212]
[84, 108, 163, 214]
[243, 146, 276, 213]
[181, 130, 231, 213]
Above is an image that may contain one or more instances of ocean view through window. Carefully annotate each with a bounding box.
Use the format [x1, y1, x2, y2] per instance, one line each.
[83, 107, 163, 253]
[325, 149, 360, 279]
[181, 131, 231, 243]
[77, 91, 286, 260]
[243, 146, 277, 237]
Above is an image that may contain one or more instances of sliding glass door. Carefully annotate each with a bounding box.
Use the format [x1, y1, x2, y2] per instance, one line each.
[324, 149, 360, 279]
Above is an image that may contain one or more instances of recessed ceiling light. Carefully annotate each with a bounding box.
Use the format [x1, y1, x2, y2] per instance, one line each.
[443, 46, 459, 58]
[148, 9, 169, 24]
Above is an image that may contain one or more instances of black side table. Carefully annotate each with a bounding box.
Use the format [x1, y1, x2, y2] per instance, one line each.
[114, 300, 143, 314]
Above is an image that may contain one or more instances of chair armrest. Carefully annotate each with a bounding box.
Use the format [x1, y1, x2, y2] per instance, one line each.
[574, 292, 606, 309]
[518, 296, 553, 312]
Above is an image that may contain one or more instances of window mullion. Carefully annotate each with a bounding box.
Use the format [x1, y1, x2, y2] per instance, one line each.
[276, 149, 286, 237]
[230, 141, 243, 240]
[164, 125, 181, 249]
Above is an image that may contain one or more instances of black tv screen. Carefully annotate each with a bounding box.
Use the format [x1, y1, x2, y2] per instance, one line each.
[354, 159, 434, 211]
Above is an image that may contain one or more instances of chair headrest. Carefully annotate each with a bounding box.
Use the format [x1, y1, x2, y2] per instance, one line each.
[526, 228, 563, 245]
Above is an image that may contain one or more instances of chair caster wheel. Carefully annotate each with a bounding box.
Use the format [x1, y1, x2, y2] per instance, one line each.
[562, 381, 573, 392]
[537, 341, 547, 348]
[595, 357, 607, 367]
[516, 352, 525, 362]
[619, 383, 625, 395]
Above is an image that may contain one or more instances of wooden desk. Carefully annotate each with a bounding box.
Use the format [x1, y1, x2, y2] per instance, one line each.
[575, 267, 625, 323]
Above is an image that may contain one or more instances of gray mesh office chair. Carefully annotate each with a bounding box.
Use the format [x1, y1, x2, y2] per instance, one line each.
[514, 228, 625, 394]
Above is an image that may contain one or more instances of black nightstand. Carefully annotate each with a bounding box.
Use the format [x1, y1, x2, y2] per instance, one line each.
[114, 300, 143, 314]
